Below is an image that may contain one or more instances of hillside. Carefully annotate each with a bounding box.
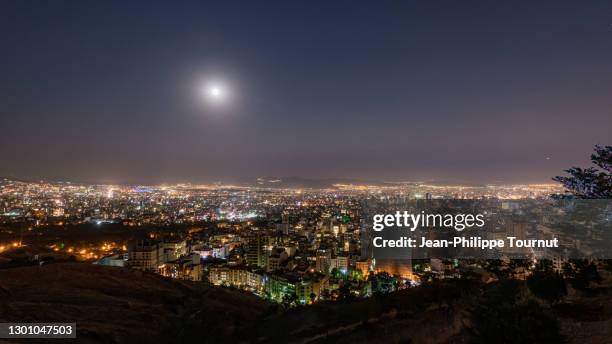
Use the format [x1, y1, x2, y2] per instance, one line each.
[0, 263, 269, 343]
[2, 263, 612, 343]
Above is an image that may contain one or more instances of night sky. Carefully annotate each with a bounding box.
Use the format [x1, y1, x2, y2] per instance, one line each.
[1, 1, 611, 184]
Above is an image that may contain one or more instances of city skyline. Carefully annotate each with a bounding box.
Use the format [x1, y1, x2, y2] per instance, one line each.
[2, 2, 611, 343]
[2, 1, 612, 184]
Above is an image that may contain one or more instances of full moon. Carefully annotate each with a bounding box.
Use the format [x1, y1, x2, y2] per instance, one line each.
[209, 86, 223, 98]
[203, 83, 228, 103]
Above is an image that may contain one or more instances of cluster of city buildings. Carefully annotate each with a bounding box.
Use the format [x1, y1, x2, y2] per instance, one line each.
[0, 178, 562, 228]
[123, 211, 376, 304]
[3, 178, 591, 306]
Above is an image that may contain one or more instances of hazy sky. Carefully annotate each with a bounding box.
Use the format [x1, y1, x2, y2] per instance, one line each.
[1, 1, 611, 184]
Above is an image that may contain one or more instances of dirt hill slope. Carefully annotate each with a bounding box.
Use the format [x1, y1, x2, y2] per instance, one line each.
[0, 263, 268, 343]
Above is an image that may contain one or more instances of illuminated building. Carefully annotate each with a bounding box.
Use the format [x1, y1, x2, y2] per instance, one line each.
[209, 267, 264, 290]
[329, 255, 348, 272]
[264, 273, 298, 303]
[128, 240, 164, 271]
[355, 259, 373, 279]
[375, 259, 413, 280]
[159, 254, 202, 281]
[266, 248, 288, 272]
[160, 238, 188, 262]
[315, 248, 331, 273]
[52, 207, 65, 217]
[246, 233, 267, 268]
[295, 274, 329, 304]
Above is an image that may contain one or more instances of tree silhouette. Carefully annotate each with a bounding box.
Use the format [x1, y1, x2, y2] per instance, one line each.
[527, 260, 566, 303]
[562, 259, 602, 290]
[553, 144, 611, 198]
[281, 292, 298, 309]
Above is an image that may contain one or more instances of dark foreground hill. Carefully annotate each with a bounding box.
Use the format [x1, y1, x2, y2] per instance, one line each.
[1, 263, 612, 343]
[0, 263, 474, 343]
[0, 263, 268, 343]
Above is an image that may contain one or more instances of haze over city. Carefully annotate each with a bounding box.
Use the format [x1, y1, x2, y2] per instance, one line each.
[1, 1, 612, 184]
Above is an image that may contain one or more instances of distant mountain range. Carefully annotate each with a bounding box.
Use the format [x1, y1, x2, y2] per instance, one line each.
[1, 175, 498, 188]
[238, 177, 489, 188]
